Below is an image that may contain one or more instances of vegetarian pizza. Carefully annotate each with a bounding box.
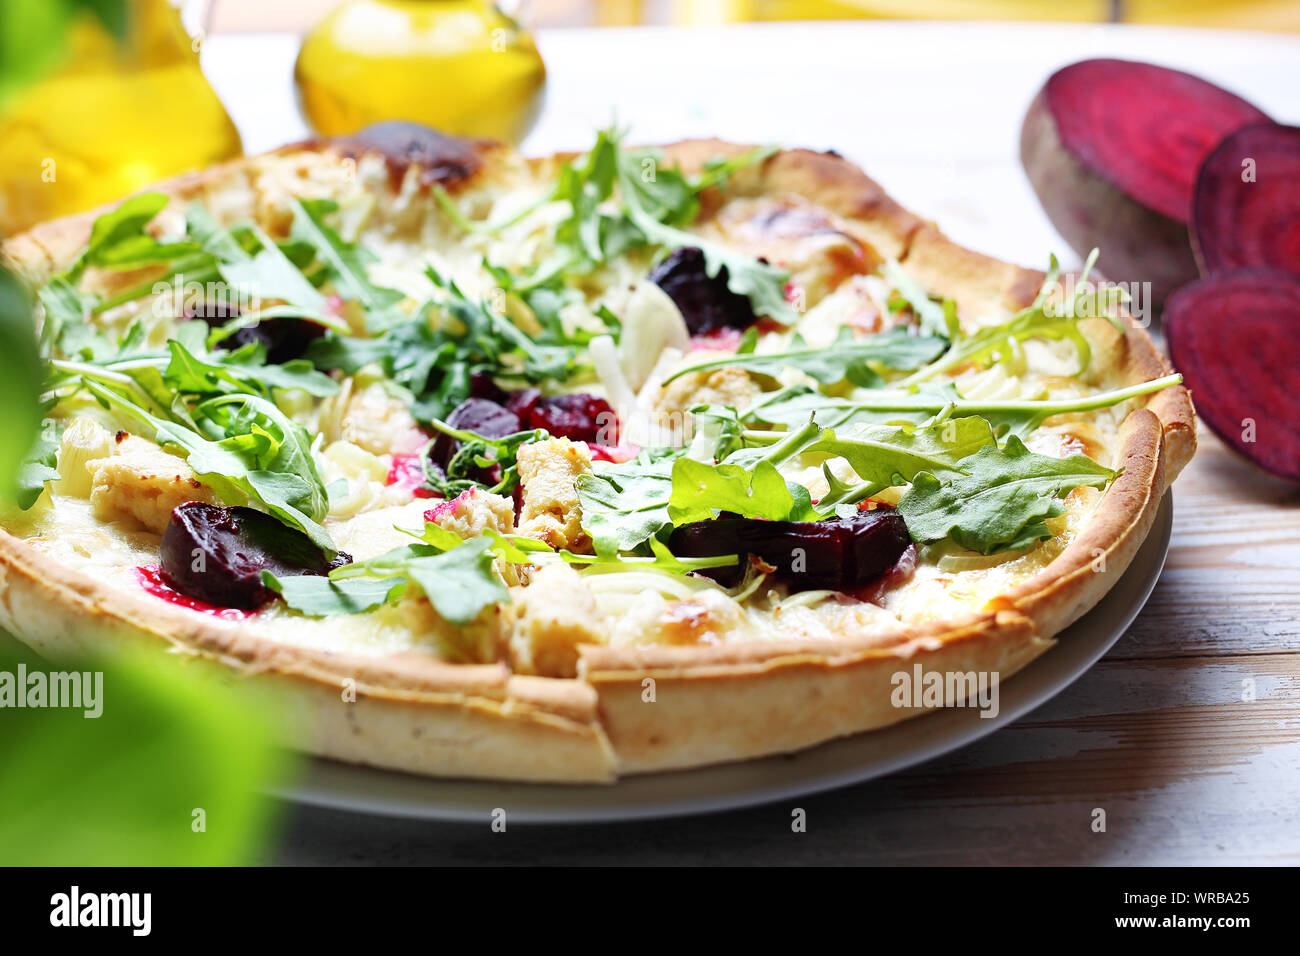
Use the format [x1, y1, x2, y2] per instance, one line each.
[0, 123, 1195, 782]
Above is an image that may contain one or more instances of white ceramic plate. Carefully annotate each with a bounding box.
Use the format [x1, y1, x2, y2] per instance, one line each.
[280, 495, 1173, 823]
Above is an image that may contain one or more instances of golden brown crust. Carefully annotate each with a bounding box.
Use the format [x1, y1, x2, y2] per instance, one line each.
[0, 132, 1195, 782]
[0, 525, 616, 782]
[586, 612, 1049, 774]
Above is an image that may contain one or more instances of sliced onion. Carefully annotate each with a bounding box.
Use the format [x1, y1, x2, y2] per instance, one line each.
[618, 282, 690, 390]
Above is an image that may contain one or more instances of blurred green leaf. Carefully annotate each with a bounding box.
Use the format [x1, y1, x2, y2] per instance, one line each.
[0, 0, 127, 106]
[0, 634, 289, 865]
[0, 268, 45, 499]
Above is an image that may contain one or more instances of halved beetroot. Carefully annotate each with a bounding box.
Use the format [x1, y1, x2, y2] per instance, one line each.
[1192, 124, 1300, 278]
[1021, 59, 1270, 306]
[1164, 269, 1300, 480]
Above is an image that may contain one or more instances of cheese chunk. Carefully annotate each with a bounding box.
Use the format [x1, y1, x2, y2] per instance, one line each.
[329, 500, 432, 561]
[502, 564, 605, 677]
[427, 487, 515, 538]
[426, 487, 522, 585]
[318, 379, 424, 456]
[652, 355, 760, 422]
[86, 435, 217, 533]
[516, 438, 592, 552]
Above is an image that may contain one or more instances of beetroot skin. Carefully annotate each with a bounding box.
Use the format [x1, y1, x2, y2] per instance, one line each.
[1164, 269, 1300, 481]
[1021, 58, 1270, 307]
[1192, 124, 1300, 279]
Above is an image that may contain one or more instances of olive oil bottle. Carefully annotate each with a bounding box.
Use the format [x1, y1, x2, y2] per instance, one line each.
[294, 0, 546, 144]
[0, 0, 242, 237]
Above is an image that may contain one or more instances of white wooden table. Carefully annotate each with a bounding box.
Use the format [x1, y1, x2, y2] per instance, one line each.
[200, 22, 1300, 865]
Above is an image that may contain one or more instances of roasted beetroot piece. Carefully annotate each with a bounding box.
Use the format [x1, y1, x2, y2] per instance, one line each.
[503, 387, 540, 420]
[160, 502, 350, 610]
[1021, 59, 1270, 307]
[1164, 269, 1300, 481]
[669, 507, 912, 592]
[185, 302, 327, 364]
[648, 246, 759, 334]
[1192, 124, 1300, 278]
[468, 370, 508, 404]
[446, 396, 521, 437]
[507, 389, 618, 445]
[229, 318, 328, 364]
[428, 397, 522, 468]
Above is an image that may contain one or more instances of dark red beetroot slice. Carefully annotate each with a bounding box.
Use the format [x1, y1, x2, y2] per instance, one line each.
[506, 389, 618, 445]
[160, 502, 351, 610]
[1164, 269, 1300, 481]
[648, 246, 758, 335]
[668, 507, 911, 592]
[185, 302, 327, 364]
[1021, 58, 1270, 306]
[427, 397, 522, 470]
[1192, 124, 1300, 278]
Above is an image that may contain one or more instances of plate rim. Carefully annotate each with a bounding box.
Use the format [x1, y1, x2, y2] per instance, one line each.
[275, 494, 1174, 823]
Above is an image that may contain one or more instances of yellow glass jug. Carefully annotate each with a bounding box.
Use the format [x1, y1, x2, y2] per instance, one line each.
[295, 0, 546, 144]
[0, 0, 242, 237]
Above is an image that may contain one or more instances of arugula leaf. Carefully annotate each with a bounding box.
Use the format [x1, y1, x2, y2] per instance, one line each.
[308, 266, 579, 422]
[271, 533, 507, 630]
[557, 535, 739, 577]
[263, 574, 403, 616]
[14, 417, 58, 510]
[52, 335, 339, 406]
[586, 422, 822, 541]
[694, 145, 778, 192]
[684, 404, 747, 462]
[804, 416, 997, 509]
[422, 419, 545, 498]
[483, 261, 617, 350]
[897, 435, 1116, 554]
[708, 412, 995, 511]
[576, 453, 677, 553]
[162, 339, 339, 398]
[425, 266, 576, 382]
[289, 198, 403, 319]
[40, 195, 339, 339]
[667, 457, 796, 524]
[662, 327, 947, 388]
[36, 276, 92, 338]
[901, 250, 1125, 385]
[218, 223, 326, 313]
[68, 193, 200, 279]
[79, 379, 334, 551]
[535, 126, 793, 323]
[743, 384, 950, 430]
[589, 406, 1001, 544]
[882, 259, 959, 338]
[185, 203, 250, 264]
[396, 538, 509, 625]
[478, 525, 738, 577]
[745, 374, 1182, 439]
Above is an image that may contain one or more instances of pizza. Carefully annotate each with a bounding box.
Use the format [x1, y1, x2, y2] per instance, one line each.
[0, 123, 1195, 782]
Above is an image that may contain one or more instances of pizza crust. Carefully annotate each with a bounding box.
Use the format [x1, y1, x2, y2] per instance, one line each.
[0, 131, 1195, 782]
